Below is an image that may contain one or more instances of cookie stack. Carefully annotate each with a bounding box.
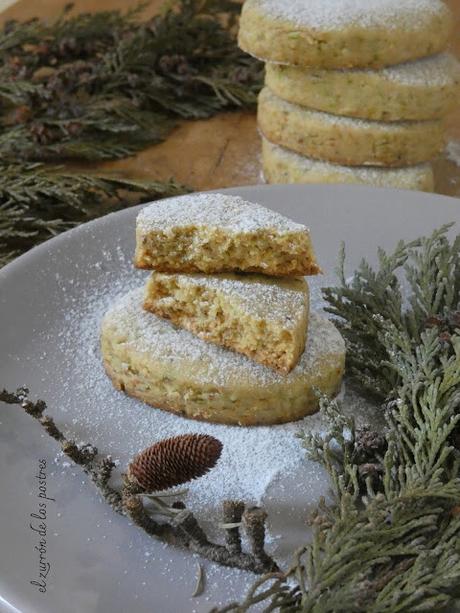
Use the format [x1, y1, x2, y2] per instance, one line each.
[101, 193, 345, 426]
[238, 0, 460, 192]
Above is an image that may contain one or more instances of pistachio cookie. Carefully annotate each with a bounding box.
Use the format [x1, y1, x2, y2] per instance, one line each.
[135, 193, 320, 277]
[101, 289, 345, 426]
[262, 137, 435, 192]
[258, 88, 444, 167]
[238, 0, 453, 69]
[144, 272, 310, 373]
[265, 54, 460, 122]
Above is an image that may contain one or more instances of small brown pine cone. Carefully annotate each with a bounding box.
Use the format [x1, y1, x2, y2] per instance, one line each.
[448, 311, 460, 328]
[355, 426, 387, 462]
[127, 434, 223, 493]
[424, 315, 444, 329]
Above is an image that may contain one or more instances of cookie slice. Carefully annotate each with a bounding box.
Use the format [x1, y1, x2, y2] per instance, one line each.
[262, 137, 434, 192]
[258, 87, 445, 167]
[144, 272, 310, 373]
[101, 289, 345, 426]
[238, 0, 453, 69]
[265, 54, 460, 122]
[135, 193, 320, 277]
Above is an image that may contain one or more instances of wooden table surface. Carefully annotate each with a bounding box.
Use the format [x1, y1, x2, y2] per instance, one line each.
[1, 0, 459, 197]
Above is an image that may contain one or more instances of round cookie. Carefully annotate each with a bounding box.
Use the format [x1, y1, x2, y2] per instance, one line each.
[101, 289, 345, 426]
[238, 0, 453, 69]
[258, 87, 445, 167]
[262, 137, 434, 192]
[265, 54, 460, 122]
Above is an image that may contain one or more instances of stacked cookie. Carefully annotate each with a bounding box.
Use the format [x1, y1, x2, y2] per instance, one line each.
[101, 193, 345, 426]
[239, 0, 460, 192]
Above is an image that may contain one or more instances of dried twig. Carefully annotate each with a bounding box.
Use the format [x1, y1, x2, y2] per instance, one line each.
[0, 387, 277, 574]
[222, 500, 245, 555]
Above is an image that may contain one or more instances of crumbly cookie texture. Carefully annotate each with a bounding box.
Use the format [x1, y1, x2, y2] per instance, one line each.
[101, 289, 345, 426]
[238, 0, 453, 69]
[258, 87, 445, 167]
[262, 137, 435, 192]
[144, 272, 310, 373]
[265, 54, 460, 122]
[135, 193, 320, 276]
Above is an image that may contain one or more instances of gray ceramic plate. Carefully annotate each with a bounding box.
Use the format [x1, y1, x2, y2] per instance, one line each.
[1, 184, 459, 613]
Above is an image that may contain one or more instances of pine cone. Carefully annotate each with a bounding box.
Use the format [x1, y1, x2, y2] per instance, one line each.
[355, 426, 387, 463]
[127, 434, 223, 493]
[448, 311, 460, 328]
[424, 311, 460, 346]
[158, 54, 191, 77]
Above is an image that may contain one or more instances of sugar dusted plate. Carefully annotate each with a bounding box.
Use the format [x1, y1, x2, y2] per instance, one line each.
[0, 184, 459, 613]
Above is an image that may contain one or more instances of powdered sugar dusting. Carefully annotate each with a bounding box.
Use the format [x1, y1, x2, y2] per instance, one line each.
[264, 138, 433, 188]
[382, 53, 460, 87]
[137, 193, 307, 234]
[255, 0, 448, 31]
[103, 287, 343, 387]
[151, 272, 309, 327]
[27, 239, 376, 571]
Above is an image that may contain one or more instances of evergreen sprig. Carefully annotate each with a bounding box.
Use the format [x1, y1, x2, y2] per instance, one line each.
[218, 226, 460, 613]
[0, 161, 188, 266]
[0, 0, 263, 161]
[323, 225, 460, 399]
[0, 0, 263, 266]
